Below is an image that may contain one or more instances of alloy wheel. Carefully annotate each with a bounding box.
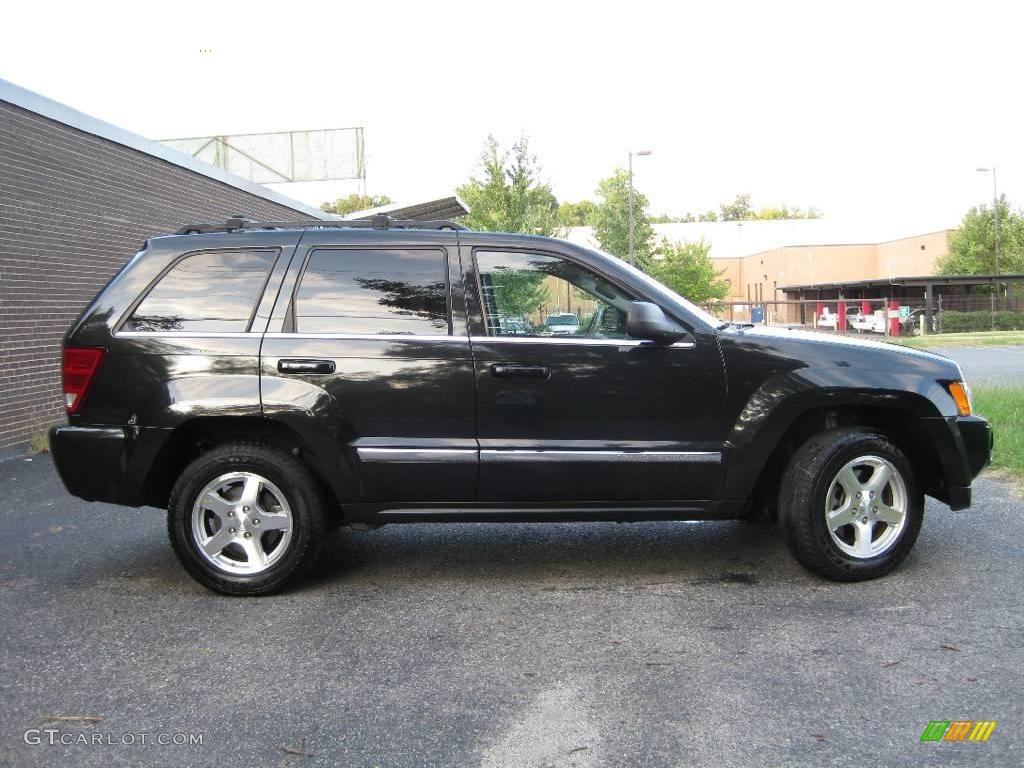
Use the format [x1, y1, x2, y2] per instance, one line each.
[190, 472, 294, 575]
[824, 455, 908, 559]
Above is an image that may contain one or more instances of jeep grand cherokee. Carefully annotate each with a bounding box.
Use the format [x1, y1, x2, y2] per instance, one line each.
[50, 216, 992, 595]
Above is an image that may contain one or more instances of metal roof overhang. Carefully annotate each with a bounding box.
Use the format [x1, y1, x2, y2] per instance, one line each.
[347, 195, 469, 222]
[780, 273, 1024, 292]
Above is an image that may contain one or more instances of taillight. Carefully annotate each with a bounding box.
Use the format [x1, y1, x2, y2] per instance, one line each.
[62, 347, 106, 415]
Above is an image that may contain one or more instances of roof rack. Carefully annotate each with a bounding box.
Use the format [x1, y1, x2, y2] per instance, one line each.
[176, 214, 467, 235]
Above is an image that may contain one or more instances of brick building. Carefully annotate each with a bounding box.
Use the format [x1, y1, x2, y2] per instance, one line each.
[0, 79, 330, 450]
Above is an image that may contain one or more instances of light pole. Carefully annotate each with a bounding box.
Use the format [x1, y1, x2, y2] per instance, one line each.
[977, 166, 1000, 275]
[628, 149, 652, 265]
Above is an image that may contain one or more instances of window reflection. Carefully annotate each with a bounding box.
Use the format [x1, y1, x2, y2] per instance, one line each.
[475, 251, 633, 339]
[127, 250, 276, 332]
[295, 249, 449, 334]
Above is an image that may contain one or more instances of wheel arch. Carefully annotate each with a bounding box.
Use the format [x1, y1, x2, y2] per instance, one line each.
[140, 416, 342, 520]
[725, 390, 947, 518]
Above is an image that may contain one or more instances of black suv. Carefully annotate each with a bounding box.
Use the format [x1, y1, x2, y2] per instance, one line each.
[51, 216, 992, 594]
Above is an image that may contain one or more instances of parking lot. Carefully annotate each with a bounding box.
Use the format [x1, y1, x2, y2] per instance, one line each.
[1, 449, 1020, 767]
[935, 345, 1024, 387]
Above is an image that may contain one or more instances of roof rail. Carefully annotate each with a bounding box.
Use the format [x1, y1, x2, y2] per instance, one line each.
[175, 214, 468, 235]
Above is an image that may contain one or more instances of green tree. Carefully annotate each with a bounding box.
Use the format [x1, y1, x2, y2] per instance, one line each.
[647, 238, 729, 304]
[720, 193, 753, 221]
[753, 204, 822, 220]
[698, 210, 719, 222]
[592, 168, 655, 266]
[556, 200, 597, 227]
[457, 135, 558, 235]
[320, 193, 393, 216]
[650, 212, 680, 224]
[938, 197, 1024, 275]
[718, 195, 822, 221]
[487, 268, 551, 322]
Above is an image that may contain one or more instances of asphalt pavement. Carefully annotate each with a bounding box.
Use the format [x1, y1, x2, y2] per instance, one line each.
[0, 454, 1020, 767]
[927, 345, 1024, 387]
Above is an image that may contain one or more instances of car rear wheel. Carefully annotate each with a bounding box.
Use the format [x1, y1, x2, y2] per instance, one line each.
[779, 428, 923, 581]
[168, 443, 326, 595]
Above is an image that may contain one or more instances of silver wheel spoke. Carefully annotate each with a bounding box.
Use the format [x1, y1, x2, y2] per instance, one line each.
[202, 527, 234, 557]
[874, 502, 904, 525]
[240, 475, 262, 509]
[240, 536, 268, 568]
[259, 511, 292, 532]
[835, 466, 861, 497]
[200, 493, 234, 521]
[853, 520, 875, 557]
[867, 463, 893, 494]
[827, 498, 856, 529]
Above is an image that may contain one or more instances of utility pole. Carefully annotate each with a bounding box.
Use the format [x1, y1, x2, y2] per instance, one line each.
[628, 149, 652, 265]
[977, 166, 1000, 275]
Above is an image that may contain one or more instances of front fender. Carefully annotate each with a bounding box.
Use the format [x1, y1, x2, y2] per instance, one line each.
[721, 368, 948, 501]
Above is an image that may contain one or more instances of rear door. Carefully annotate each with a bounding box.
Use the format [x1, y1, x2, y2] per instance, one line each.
[260, 230, 477, 504]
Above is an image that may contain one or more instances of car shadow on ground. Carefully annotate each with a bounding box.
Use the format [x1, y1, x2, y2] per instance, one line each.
[302, 519, 800, 592]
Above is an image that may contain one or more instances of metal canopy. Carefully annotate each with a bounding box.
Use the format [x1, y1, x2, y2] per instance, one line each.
[780, 273, 1024, 293]
[346, 195, 470, 222]
[161, 128, 365, 185]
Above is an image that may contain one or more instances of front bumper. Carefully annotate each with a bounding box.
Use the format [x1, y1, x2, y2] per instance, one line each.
[922, 415, 993, 511]
[958, 415, 994, 478]
[49, 425, 168, 506]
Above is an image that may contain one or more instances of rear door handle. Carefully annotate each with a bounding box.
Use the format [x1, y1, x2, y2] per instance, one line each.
[277, 358, 336, 374]
[490, 364, 550, 379]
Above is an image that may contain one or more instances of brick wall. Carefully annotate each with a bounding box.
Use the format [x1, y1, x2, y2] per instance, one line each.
[0, 101, 315, 449]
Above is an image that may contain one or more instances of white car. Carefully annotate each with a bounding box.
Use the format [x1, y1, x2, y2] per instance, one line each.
[544, 312, 581, 336]
[817, 305, 855, 330]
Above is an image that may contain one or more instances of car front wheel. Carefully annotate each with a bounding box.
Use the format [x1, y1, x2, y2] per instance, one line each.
[779, 428, 923, 581]
[167, 443, 327, 595]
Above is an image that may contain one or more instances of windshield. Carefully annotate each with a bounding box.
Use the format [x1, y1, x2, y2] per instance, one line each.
[547, 315, 579, 326]
[585, 247, 722, 329]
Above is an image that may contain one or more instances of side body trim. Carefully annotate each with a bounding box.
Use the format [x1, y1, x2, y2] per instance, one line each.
[356, 448, 723, 464]
[481, 450, 721, 463]
[356, 448, 478, 463]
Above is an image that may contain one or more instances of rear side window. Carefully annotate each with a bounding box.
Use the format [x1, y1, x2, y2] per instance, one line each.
[293, 248, 449, 335]
[125, 250, 276, 332]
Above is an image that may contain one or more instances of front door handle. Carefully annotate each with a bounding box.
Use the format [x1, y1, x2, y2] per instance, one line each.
[490, 364, 550, 379]
[278, 358, 336, 374]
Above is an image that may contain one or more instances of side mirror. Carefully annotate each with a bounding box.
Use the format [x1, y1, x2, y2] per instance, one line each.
[626, 301, 690, 344]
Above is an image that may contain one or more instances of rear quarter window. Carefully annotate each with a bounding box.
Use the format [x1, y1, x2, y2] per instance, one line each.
[293, 248, 450, 335]
[124, 250, 277, 332]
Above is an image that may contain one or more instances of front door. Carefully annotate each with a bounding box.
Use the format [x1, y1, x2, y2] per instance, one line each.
[465, 246, 728, 503]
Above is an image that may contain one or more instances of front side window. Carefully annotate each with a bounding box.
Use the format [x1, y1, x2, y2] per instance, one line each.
[125, 249, 277, 332]
[294, 249, 449, 335]
[475, 250, 634, 339]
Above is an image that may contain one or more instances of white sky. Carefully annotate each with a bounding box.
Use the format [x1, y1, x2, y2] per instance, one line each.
[2, 0, 1021, 234]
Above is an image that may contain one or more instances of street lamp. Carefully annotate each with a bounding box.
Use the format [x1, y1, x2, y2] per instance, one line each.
[628, 149, 652, 265]
[977, 166, 1000, 275]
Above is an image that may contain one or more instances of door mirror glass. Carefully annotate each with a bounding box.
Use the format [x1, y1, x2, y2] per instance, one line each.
[626, 302, 689, 344]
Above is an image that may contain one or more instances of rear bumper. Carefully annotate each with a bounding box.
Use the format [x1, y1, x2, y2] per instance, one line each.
[49, 425, 167, 506]
[922, 415, 992, 511]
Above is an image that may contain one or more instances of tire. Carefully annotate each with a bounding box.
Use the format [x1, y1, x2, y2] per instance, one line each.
[167, 443, 327, 595]
[778, 427, 923, 581]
